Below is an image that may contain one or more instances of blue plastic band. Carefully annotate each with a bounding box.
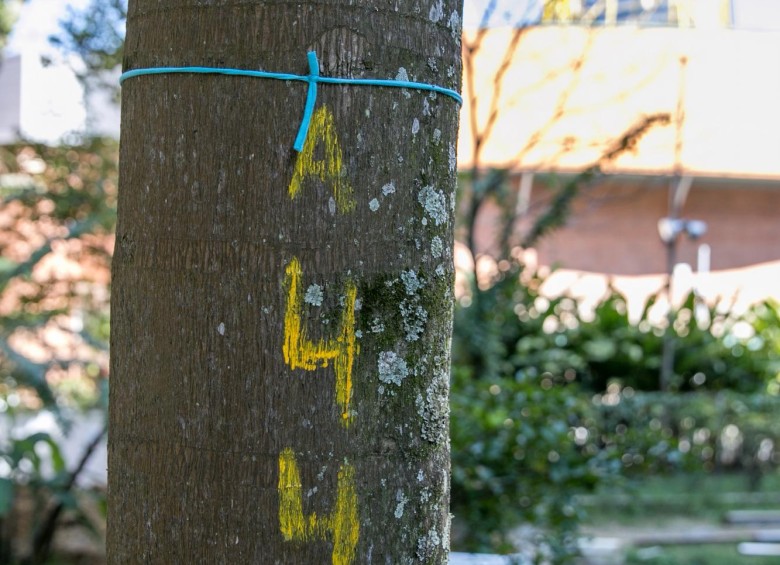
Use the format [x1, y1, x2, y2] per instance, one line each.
[119, 51, 462, 152]
[293, 51, 321, 152]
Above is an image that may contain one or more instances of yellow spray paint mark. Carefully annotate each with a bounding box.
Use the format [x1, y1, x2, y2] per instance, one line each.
[278, 448, 359, 565]
[288, 105, 356, 214]
[283, 256, 358, 425]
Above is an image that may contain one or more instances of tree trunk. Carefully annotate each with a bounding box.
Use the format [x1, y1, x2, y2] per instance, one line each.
[108, 1, 462, 562]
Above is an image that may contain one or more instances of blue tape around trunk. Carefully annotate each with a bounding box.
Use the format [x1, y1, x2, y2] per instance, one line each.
[119, 51, 462, 152]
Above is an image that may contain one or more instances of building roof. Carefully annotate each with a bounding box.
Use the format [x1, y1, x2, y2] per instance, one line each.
[457, 25, 780, 181]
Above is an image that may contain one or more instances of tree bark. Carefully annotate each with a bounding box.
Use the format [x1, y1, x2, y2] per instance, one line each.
[108, 1, 462, 563]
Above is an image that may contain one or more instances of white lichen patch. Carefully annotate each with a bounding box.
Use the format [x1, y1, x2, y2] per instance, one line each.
[395, 67, 412, 99]
[370, 317, 385, 333]
[400, 270, 423, 295]
[430, 236, 443, 258]
[417, 528, 441, 561]
[412, 118, 420, 135]
[416, 374, 449, 444]
[304, 284, 324, 306]
[442, 514, 452, 551]
[435, 263, 446, 277]
[428, 0, 444, 22]
[400, 299, 428, 342]
[448, 143, 457, 173]
[448, 10, 462, 39]
[423, 97, 431, 117]
[328, 196, 337, 216]
[433, 128, 441, 144]
[217, 322, 226, 336]
[394, 490, 408, 519]
[427, 57, 438, 73]
[378, 351, 409, 386]
[418, 186, 449, 226]
[369, 198, 380, 212]
[382, 181, 396, 196]
[417, 469, 425, 482]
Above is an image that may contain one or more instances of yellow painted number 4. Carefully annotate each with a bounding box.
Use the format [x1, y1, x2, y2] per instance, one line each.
[283, 256, 358, 425]
[278, 448, 359, 565]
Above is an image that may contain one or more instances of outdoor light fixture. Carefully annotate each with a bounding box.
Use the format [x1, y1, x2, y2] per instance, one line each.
[657, 217, 708, 244]
[658, 214, 708, 392]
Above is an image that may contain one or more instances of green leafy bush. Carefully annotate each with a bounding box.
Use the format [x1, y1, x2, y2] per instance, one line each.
[450, 366, 619, 560]
[450, 376, 780, 557]
[592, 389, 780, 482]
[454, 263, 779, 395]
[450, 262, 780, 559]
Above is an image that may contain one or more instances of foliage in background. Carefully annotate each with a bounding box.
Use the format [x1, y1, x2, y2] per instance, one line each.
[454, 262, 780, 396]
[450, 258, 780, 558]
[48, 0, 126, 99]
[0, 139, 116, 563]
[592, 389, 780, 484]
[0, 0, 23, 52]
[450, 366, 619, 560]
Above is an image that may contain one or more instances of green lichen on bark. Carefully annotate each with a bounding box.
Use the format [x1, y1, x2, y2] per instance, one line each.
[356, 266, 453, 460]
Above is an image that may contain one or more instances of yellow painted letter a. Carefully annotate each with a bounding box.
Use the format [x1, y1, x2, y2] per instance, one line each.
[288, 105, 356, 213]
[283, 257, 358, 425]
[278, 448, 359, 565]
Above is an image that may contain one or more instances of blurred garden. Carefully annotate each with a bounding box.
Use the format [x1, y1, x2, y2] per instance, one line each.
[2, 1, 780, 564]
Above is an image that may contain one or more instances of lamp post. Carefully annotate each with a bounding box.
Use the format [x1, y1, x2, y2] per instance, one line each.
[657, 217, 707, 391]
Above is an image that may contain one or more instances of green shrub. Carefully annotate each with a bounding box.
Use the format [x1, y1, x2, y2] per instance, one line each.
[450, 367, 619, 559]
[454, 264, 779, 394]
[450, 263, 780, 559]
[592, 389, 780, 482]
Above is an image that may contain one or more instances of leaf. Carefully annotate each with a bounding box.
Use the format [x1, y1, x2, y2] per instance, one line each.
[42, 436, 66, 475]
[0, 478, 14, 516]
[54, 490, 79, 510]
[0, 338, 58, 408]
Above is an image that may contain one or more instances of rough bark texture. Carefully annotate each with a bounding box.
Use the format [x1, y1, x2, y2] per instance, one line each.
[108, 0, 462, 563]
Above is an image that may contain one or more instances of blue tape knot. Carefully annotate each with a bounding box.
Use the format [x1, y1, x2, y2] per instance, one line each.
[119, 51, 463, 152]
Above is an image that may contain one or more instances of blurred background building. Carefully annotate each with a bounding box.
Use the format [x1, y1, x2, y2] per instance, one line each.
[458, 0, 780, 318]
